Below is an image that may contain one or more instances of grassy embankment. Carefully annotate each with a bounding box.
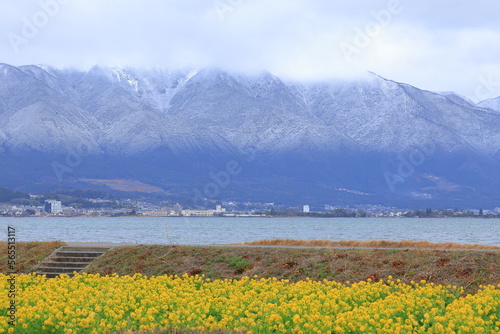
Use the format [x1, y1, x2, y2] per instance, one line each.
[239, 238, 500, 250]
[83, 240, 500, 294]
[1, 240, 498, 294]
[0, 241, 66, 274]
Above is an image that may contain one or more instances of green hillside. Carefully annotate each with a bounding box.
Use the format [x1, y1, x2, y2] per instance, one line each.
[0, 186, 30, 202]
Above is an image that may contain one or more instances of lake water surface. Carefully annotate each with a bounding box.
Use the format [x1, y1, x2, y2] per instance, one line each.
[1, 217, 499, 246]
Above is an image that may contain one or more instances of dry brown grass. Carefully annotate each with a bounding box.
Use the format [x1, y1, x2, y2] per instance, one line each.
[85, 244, 500, 294]
[0, 241, 66, 273]
[238, 238, 500, 250]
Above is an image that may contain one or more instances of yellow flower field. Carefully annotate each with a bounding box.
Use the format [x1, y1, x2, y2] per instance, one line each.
[1, 273, 499, 333]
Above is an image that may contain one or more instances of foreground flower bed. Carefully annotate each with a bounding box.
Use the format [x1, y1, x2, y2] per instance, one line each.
[1, 273, 499, 333]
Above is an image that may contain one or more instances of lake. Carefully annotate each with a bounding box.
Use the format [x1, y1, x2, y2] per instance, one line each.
[1, 217, 499, 246]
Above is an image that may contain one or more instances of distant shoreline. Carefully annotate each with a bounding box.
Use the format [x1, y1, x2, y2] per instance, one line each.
[1, 215, 498, 219]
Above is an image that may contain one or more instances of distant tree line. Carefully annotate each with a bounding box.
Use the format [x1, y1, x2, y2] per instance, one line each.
[0, 187, 120, 209]
[258, 208, 364, 218]
[256, 207, 499, 218]
[403, 208, 499, 218]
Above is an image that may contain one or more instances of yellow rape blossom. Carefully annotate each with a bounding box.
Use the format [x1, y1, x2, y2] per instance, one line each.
[0, 273, 498, 333]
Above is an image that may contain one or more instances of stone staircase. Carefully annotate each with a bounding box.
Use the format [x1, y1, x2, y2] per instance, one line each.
[35, 246, 113, 278]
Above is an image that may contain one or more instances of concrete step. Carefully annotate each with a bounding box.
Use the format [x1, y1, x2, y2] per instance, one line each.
[55, 251, 106, 257]
[51, 256, 96, 263]
[35, 245, 114, 278]
[41, 262, 90, 268]
[60, 247, 113, 252]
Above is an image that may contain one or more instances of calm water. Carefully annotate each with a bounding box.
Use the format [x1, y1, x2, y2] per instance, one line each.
[0, 217, 499, 246]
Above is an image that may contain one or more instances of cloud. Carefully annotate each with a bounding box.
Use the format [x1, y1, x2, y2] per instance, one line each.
[0, 0, 499, 100]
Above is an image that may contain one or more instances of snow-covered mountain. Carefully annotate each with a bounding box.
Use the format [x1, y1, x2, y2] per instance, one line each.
[478, 96, 500, 113]
[0, 63, 499, 207]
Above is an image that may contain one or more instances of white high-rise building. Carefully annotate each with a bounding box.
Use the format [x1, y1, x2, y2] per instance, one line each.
[173, 203, 183, 213]
[45, 200, 62, 214]
[303, 205, 310, 213]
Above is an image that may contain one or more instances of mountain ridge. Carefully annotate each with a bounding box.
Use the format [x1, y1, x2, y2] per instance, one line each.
[0, 64, 498, 208]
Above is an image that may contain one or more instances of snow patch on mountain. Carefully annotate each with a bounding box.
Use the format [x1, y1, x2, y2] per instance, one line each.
[0, 64, 499, 160]
[478, 96, 500, 113]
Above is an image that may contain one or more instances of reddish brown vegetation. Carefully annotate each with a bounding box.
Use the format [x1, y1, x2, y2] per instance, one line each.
[239, 238, 500, 250]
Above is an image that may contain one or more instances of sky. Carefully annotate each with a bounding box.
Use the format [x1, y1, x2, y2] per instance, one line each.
[1, 0, 500, 102]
